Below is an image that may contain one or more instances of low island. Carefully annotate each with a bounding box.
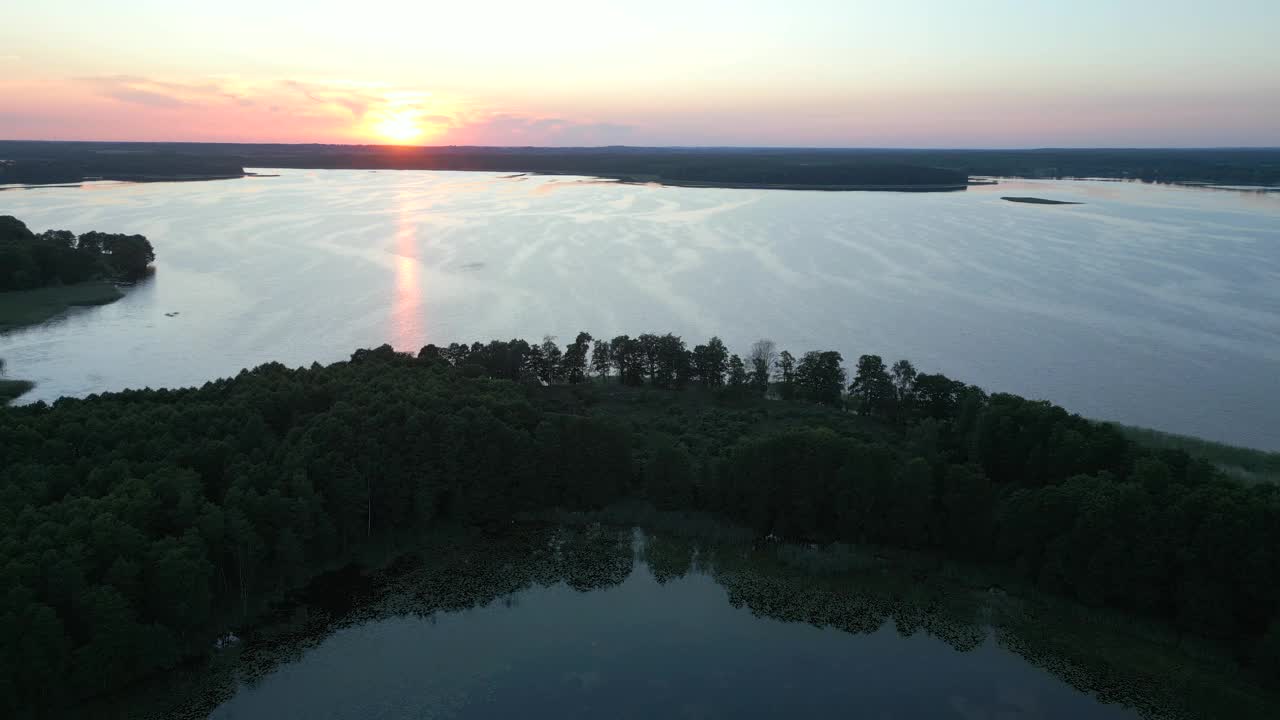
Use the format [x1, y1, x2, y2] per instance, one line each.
[1001, 196, 1083, 205]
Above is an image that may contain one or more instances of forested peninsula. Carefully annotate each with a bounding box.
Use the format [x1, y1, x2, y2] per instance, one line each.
[0, 216, 154, 292]
[2, 332, 1278, 716]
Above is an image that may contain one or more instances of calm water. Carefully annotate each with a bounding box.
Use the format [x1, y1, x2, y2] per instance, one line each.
[140, 527, 1154, 720]
[1, 171, 1278, 448]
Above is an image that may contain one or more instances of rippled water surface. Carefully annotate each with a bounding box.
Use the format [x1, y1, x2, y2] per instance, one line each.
[2, 171, 1278, 448]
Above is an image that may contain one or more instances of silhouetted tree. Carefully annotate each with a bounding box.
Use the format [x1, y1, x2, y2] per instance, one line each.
[748, 339, 776, 396]
[776, 350, 796, 401]
[890, 359, 917, 414]
[692, 337, 728, 387]
[795, 351, 845, 405]
[648, 334, 687, 388]
[87, 232, 155, 280]
[726, 354, 748, 394]
[851, 354, 896, 418]
[562, 332, 593, 383]
[537, 336, 564, 383]
[610, 335, 644, 386]
[590, 339, 613, 380]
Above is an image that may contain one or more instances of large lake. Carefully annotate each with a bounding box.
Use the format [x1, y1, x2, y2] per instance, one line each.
[2, 171, 1278, 448]
[94, 525, 1231, 720]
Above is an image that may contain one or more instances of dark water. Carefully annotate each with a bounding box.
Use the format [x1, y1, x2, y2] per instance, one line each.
[2, 172, 1279, 449]
[93, 525, 1253, 720]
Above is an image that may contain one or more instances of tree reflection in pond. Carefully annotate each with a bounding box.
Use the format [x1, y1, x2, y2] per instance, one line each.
[75, 526, 1277, 720]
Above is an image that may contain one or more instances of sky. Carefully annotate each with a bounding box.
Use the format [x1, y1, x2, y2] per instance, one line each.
[2, 0, 1278, 147]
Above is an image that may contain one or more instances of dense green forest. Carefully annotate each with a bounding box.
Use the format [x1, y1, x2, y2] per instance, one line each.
[2, 332, 1278, 716]
[0, 216, 155, 290]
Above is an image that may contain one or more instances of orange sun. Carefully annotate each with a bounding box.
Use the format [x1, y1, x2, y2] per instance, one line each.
[373, 111, 425, 144]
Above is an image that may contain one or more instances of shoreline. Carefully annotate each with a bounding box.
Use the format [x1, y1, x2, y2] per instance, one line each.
[609, 176, 970, 191]
[0, 281, 127, 404]
[6, 142, 1278, 190]
[0, 173, 247, 191]
[75, 516, 1280, 720]
[5, 169, 970, 192]
[8, 167, 1280, 194]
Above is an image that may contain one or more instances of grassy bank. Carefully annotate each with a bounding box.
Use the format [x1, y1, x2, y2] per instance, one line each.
[0, 281, 125, 404]
[0, 358, 33, 405]
[1112, 423, 1280, 484]
[0, 280, 123, 331]
[0, 378, 34, 404]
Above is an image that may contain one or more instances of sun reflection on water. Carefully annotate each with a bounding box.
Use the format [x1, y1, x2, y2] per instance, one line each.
[391, 209, 425, 352]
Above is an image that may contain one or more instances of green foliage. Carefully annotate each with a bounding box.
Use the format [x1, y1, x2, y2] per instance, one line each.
[1116, 423, 1280, 484]
[747, 339, 776, 396]
[590, 339, 612, 379]
[609, 335, 645, 386]
[775, 350, 796, 400]
[725, 354, 748, 394]
[795, 350, 845, 405]
[691, 336, 728, 387]
[0, 346, 620, 714]
[850, 354, 896, 418]
[5, 330, 1280, 714]
[561, 331, 593, 384]
[0, 216, 154, 291]
[643, 435, 696, 511]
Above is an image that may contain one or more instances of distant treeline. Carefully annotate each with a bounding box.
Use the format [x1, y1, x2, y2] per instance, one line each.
[0, 216, 154, 290]
[913, 147, 1280, 186]
[2, 332, 1278, 715]
[0, 144, 244, 185]
[1114, 424, 1280, 485]
[0, 141, 963, 189]
[5, 141, 1278, 187]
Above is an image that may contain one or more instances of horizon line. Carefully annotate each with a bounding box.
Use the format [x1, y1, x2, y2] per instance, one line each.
[2, 139, 1279, 152]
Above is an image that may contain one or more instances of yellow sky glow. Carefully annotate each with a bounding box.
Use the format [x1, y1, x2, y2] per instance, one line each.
[369, 110, 429, 144]
[1, 1, 1277, 146]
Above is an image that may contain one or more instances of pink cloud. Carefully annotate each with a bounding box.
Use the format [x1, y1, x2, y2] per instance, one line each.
[449, 113, 633, 145]
[4, 74, 1274, 147]
[0, 75, 631, 146]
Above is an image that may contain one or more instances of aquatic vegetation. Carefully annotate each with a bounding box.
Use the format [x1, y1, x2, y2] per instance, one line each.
[77, 527, 1280, 719]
